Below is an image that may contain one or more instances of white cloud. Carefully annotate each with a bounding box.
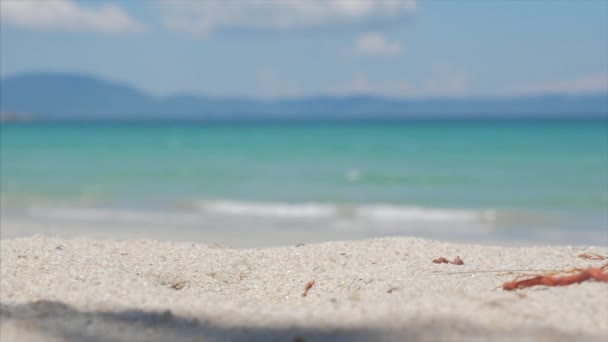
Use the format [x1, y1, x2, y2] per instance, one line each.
[355, 32, 402, 56]
[333, 66, 470, 98]
[515, 73, 608, 95]
[162, 0, 415, 37]
[334, 71, 608, 98]
[0, 0, 145, 34]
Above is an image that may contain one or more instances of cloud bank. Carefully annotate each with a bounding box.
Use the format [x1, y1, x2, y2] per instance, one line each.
[0, 0, 144, 34]
[334, 66, 470, 98]
[517, 73, 608, 95]
[355, 32, 402, 56]
[163, 0, 415, 37]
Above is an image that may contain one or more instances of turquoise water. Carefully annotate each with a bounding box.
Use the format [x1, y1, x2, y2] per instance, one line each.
[1, 120, 607, 244]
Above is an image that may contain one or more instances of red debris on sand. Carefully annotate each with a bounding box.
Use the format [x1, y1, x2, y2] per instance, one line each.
[302, 280, 315, 297]
[578, 253, 606, 261]
[503, 263, 608, 291]
[433, 257, 464, 265]
[433, 257, 450, 264]
[452, 256, 464, 265]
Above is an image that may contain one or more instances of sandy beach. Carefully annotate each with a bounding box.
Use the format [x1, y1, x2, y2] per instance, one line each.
[1, 235, 607, 341]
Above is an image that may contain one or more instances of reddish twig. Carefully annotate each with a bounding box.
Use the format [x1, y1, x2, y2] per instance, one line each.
[503, 263, 608, 291]
[578, 253, 606, 261]
[302, 280, 315, 297]
[437, 269, 553, 275]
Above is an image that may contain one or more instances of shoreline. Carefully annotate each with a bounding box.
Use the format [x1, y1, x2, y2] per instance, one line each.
[1, 235, 607, 341]
[3, 213, 607, 248]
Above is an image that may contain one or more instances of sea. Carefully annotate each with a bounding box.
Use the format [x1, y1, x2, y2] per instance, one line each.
[1, 120, 607, 246]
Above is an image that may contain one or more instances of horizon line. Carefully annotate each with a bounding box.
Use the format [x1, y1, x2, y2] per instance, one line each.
[2, 70, 607, 102]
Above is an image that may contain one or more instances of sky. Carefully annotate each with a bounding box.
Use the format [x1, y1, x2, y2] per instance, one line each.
[1, 0, 607, 99]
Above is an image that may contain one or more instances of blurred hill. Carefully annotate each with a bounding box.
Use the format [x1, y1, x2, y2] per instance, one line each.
[1, 72, 606, 121]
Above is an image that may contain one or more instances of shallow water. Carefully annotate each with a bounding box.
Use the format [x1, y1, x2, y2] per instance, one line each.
[1, 120, 607, 245]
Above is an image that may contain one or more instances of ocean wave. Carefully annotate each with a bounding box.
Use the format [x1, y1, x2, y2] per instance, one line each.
[26, 207, 201, 224]
[356, 205, 496, 222]
[192, 200, 497, 223]
[23, 200, 498, 225]
[192, 200, 336, 218]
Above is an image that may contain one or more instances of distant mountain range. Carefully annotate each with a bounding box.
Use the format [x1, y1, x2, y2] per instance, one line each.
[1, 72, 607, 121]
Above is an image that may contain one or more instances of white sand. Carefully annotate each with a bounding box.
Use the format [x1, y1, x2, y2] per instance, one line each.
[1, 235, 607, 341]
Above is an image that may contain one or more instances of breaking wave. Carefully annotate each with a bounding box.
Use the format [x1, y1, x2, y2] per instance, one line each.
[191, 200, 497, 223]
[23, 200, 498, 225]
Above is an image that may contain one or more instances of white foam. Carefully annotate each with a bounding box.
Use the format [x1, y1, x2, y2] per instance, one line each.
[25, 201, 498, 225]
[345, 169, 362, 181]
[196, 200, 336, 218]
[26, 207, 201, 224]
[356, 205, 496, 223]
[195, 200, 496, 223]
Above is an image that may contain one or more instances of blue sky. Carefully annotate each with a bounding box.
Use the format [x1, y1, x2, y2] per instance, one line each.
[1, 0, 607, 99]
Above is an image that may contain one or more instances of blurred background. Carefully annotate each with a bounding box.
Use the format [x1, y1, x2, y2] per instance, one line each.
[1, 0, 607, 247]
